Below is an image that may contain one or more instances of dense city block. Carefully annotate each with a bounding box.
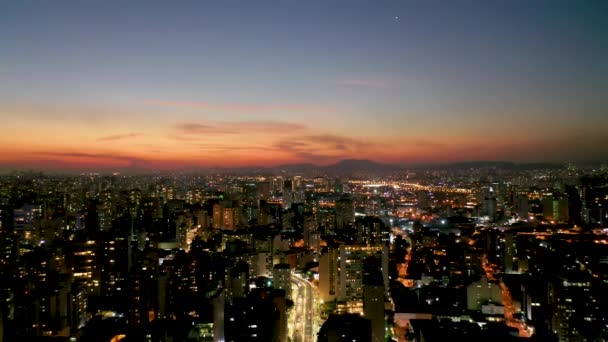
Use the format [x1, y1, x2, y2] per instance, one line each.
[0, 163, 607, 341]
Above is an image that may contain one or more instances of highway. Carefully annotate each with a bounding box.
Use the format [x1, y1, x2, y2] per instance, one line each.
[289, 272, 320, 342]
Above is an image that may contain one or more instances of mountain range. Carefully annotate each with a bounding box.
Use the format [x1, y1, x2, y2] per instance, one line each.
[0, 159, 580, 176]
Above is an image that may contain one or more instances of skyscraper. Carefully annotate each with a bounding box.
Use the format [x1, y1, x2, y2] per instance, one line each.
[338, 244, 388, 313]
[319, 247, 339, 302]
[482, 187, 497, 219]
[543, 194, 569, 223]
[272, 263, 292, 300]
[335, 196, 355, 231]
[317, 314, 372, 342]
[515, 194, 529, 219]
[363, 256, 385, 342]
[213, 204, 223, 229]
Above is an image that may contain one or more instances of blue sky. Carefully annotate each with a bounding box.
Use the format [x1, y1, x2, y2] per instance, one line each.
[1, 0, 607, 169]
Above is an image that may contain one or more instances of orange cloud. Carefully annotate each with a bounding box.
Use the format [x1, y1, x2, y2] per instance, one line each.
[145, 99, 333, 114]
[2, 113, 607, 171]
[163, 120, 389, 165]
[97, 133, 142, 141]
[173, 123, 232, 135]
[173, 121, 307, 136]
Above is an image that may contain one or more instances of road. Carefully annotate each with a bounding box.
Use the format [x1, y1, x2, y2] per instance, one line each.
[391, 230, 416, 341]
[392, 229, 414, 288]
[289, 272, 320, 342]
[482, 255, 533, 338]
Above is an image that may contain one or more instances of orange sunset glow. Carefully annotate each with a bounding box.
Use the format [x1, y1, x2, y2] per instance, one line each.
[1, 0, 607, 172]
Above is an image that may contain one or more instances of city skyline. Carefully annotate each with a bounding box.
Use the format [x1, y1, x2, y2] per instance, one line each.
[1, 0, 607, 171]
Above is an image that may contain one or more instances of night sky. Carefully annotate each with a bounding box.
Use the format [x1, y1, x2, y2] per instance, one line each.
[1, 0, 607, 170]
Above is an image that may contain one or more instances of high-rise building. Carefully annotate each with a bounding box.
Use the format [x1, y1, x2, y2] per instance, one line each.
[334, 178, 343, 193]
[0, 233, 18, 268]
[272, 263, 291, 300]
[365, 197, 382, 217]
[515, 194, 529, 219]
[69, 286, 88, 331]
[363, 256, 385, 342]
[98, 190, 113, 231]
[224, 288, 285, 342]
[466, 276, 502, 311]
[319, 247, 339, 302]
[248, 251, 271, 278]
[283, 179, 293, 209]
[335, 197, 355, 231]
[211, 290, 225, 341]
[580, 174, 608, 225]
[194, 209, 210, 228]
[226, 260, 249, 302]
[565, 185, 583, 226]
[72, 240, 101, 296]
[100, 235, 128, 310]
[13, 204, 41, 245]
[128, 252, 159, 335]
[281, 209, 294, 231]
[355, 216, 389, 245]
[550, 276, 599, 342]
[258, 181, 271, 201]
[303, 214, 319, 250]
[213, 204, 223, 229]
[543, 194, 569, 223]
[272, 290, 288, 342]
[338, 245, 388, 312]
[503, 231, 517, 274]
[317, 314, 372, 342]
[482, 187, 497, 219]
[223, 207, 241, 230]
[13, 204, 41, 231]
[292, 176, 303, 192]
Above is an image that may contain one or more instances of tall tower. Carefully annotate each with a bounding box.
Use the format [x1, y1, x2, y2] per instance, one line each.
[335, 196, 355, 231]
[319, 247, 338, 302]
[213, 204, 223, 229]
[482, 187, 497, 219]
[516, 194, 529, 219]
[272, 264, 292, 300]
[363, 256, 385, 342]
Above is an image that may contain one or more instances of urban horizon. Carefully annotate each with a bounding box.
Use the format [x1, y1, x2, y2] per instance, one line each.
[2, 159, 608, 175]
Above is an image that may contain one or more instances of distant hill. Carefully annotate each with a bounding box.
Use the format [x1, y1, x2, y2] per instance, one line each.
[430, 161, 564, 170]
[202, 159, 404, 176]
[274, 163, 320, 173]
[440, 161, 516, 169]
[3, 158, 587, 176]
[323, 159, 402, 175]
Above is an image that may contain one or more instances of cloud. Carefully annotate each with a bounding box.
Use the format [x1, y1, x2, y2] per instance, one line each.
[409, 139, 448, 149]
[145, 99, 332, 114]
[194, 145, 280, 154]
[5, 150, 189, 172]
[174, 123, 234, 135]
[242, 121, 307, 132]
[171, 120, 307, 139]
[335, 79, 388, 88]
[303, 134, 368, 151]
[273, 133, 372, 162]
[37, 151, 142, 164]
[97, 133, 142, 141]
[169, 121, 376, 163]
